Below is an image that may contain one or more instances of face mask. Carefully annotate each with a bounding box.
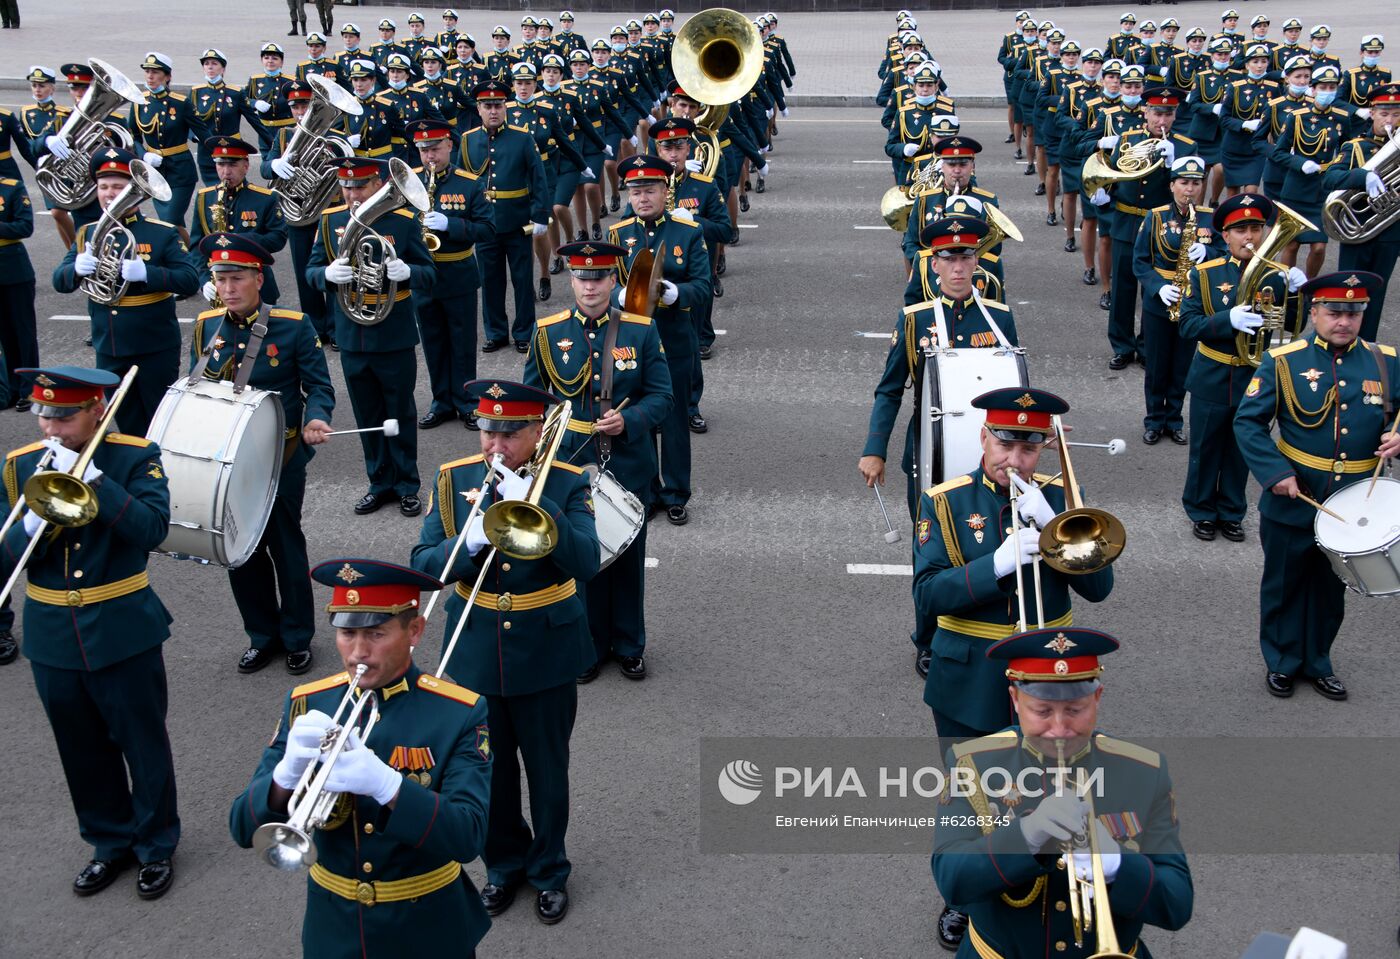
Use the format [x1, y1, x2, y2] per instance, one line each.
[346, 42, 359, 51]
[35, 95, 53, 104]
[1102, 88, 1121, 100]
[1314, 90, 1337, 107]
[1038, 38, 1047, 49]
[388, 79, 407, 91]
[612, 42, 626, 53]
[147, 83, 166, 94]
[1120, 27, 1132, 34]
[1248, 67, 1266, 80]
[1212, 59, 1230, 70]
[1288, 83, 1309, 96]
[1311, 45, 1325, 55]
[516, 90, 535, 103]
[265, 68, 282, 77]
[1142, 37, 1156, 46]
[424, 68, 441, 80]
[661, 26, 672, 34]
[207, 73, 223, 84]
[1223, 26, 1237, 35]
[1121, 93, 1142, 107]
[1363, 55, 1380, 68]
[914, 93, 937, 106]
[543, 80, 560, 93]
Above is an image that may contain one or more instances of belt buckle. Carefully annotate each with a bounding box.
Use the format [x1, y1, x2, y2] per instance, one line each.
[355, 881, 376, 906]
[496, 593, 513, 612]
[486, 187, 497, 201]
[1333, 459, 1346, 473]
[66, 589, 83, 608]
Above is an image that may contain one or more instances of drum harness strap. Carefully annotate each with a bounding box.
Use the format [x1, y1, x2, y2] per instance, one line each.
[594, 308, 623, 468]
[188, 313, 270, 394]
[928, 292, 1013, 353]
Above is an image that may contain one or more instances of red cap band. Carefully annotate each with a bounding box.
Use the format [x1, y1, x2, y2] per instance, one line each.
[937, 143, 976, 157]
[1006, 654, 1102, 681]
[1145, 91, 1181, 106]
[927, 231, 980, 251]
[652, 125, 690, 142]
[211, 142, 252, 158]
[1374, 91, 1400, 104]
[985, 408, 1052, 431]
[336, 162, 381, 180]
[207, 248, 265, 269]
[94, 158, 131, 177]
[475, 88, 507, 101]
[567, 252, 619, 268]
[412, 125, 453, 142]
[329, 583, 421, 613]
[623, 165, 669, 182]
[1310, 286, 1369, 302]
[1221, 206, 1267, 228]
[476, 398, 546, 421]
[30, 383, 103, 407]
[287, 87, 314, 101]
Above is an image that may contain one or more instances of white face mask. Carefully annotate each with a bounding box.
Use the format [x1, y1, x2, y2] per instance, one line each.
[1247, 66, 1267, 80]
[543, 80, 560, 93]
[388, 78, 407, 91]
[207, 73, 223, 84]
[1212, 58, 1230, 70]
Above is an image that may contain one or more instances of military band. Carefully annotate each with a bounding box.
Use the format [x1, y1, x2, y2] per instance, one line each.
[126, 53, 199, 230]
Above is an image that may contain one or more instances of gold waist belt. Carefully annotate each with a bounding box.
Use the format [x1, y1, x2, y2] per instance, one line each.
[1276, 439, 1379, 474]
[1197, 341, 1247, 367]
[309, 861, 460, 907]
[458, 579, 577, 611]
[936, 610, 1072, 641]
[28, 571, 150, 608]
[566, 417, 595, 435]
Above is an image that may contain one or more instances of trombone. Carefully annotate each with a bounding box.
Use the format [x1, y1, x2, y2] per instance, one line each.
[0, 367, 138, 610]
[251, 663, 381, 870]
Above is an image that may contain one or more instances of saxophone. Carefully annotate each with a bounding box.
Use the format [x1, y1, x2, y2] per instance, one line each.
[208, 184, 237, 309]
[421, 167, 441, 253]
[1167, 203, 1195, 324]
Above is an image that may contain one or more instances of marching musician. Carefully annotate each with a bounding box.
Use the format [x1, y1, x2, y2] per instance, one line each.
[998, 11, 1030, 147]
[345, 59, 404, 160]
[609, 154, 711, 526]
[904, 194, 1008, 308]
[1259, 56, 1316, 202]
[414, 47, 470, 133]
[21, 64, 86, 249]
[1177, 193, 1302, 543]
[380, 52, 444, 157]
[296, 33, 342, 87]
[0, 171, 36, 413]
[1, 366, 179, 900]
[437, 10, 462, 62]
[306, 156, 436, 518]
[886, 62, 955, 188]
[1073, 57, 1126, 311]
[1217, 44, 1277, 195]
[565, 48, 623, 243]
[189, 137, 289, 310]
[1321, 83, 1400, 341]
[192, 234, 333, 675]
[53, 148, 199, 436]
[1185, 38, 1234, 207]
[229, 558, 492, 957]
[190, 49, 267, 189]
[932, 628, 1193, 956]
[1235, 271, 1400, 701]
[1133, 156, 1217, 447]
[333, 24, 366, 85]
[900, 132, 999, 272]
[1270, 19, 1307, 77]
[1056, 49, 1105, 280]
[407, 118, 494, 430]
[1339, 36, 1391, 108]
[371, 19, 409, 83]
[125, 53, 199, 230]
[1036, 34, 1078, 228]
[540, 53, 605, 271]
[411, 379, 599, 925]
[1269, 65, 1349, 278]
[245, 44, 296, 159]
[525, 241, 672, 681]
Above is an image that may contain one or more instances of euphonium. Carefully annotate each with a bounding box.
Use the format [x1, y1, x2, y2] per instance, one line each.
[670, 9, 764, 110]
[1322, 123, 1400, 244]
[272, 74, 364, 226]
[421, 166, 442, 252]
[973, 202, 1025, 258]
[1167, 202, 1195, 324]
[80, 158, 173, 306]
[36, 58, 144, 210]
[1234, 200, 1317, 367]
[1081, 138, 1166, 195]
[335, 157, 431, 326]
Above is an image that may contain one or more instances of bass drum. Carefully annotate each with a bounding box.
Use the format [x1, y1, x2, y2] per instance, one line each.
[146, 379, 285, 568]
[1314, 476, 1400, 596]
[584, 466, 644, 570]
[917, 346, 1029, 490]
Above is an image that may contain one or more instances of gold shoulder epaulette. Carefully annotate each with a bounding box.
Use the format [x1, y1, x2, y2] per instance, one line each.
[903, 301, 934, 315]
[417, 673, 481, 706]
[1268, 339, 1310, 357]
[292, 670, 352, 699]
[323, 203, 348, 214]
[197, 307, 223, 321]
[690, 172, 714, 184]
[925, 474, 973, 498]
[1177, 133, 1197, 144]
[619, 311, 652, 325]
[550, 459, 585, 475]
[146, 218, 177, 229]
[268, 307, 303, 320]
[1095, 734, 1162, 768]
[168, 92, 187, 102]
[1377, 343, 1397, 357]
[439, 453, 485, 471]
[6, 440, 46, 461]
[970, 187, 996, 199]
[982, 299, 1011, 311]
[104, 433, 154, 448]
[671, 217, 699, 229]
[1198, 205, 1215, 214]
[507, 123, 531, 134]
[1198, 256, 1227, 270]
[952, 729, 1019, 759]
[0, 177, 15, 187]
[538, 308, 572, 328]
[244, 184, 273, 196]
[452, 168, 479, 182]
[196, 184, 218, 197]
[612, 215, 637, 229]
[374, 95, 395, 106]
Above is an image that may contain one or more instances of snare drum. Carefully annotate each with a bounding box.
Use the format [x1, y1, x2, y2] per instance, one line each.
[145, 379, 285, 568]
[585, 467, 644, 570]
[917, 346, 1030, 488]
[1314, 476, 1400, 596]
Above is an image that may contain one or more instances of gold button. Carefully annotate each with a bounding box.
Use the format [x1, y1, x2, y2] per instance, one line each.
[1341, 427, 1348, 435]
[1055, 943, 1067, 953]
[363, 862, 373, 874]
[73, 570, 83, 579]
[73, 543, 80, 550]
[1340, 453, 1348, 460]
[1339, 380, 1346, 387]
[501, 562, 512, 572]
[364, 823, 374, 834]
[1055, 857, 1066, 870]
[503, 621, 512, 630]
[1055, 900, 1066, 912]
[1341, 403, 1348, 410]
[1005, 527, 1013, 536]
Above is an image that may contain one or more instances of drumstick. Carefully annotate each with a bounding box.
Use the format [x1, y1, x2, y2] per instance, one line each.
[1297, 491, 1347, 523]
[871, 482, 900, 544]
[325, 419, 400, 438]
[562, 398, 631, 466]
[1366, 408, 1400, 499]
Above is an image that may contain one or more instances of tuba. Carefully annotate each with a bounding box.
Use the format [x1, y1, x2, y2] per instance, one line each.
[1234, 201, 1316, 367]
[1081, 138, 1166, 196]
[1322, 124, 1400, 244]
[80, 158, 172, 306]
[272, 74, 364, 226]
[691, 102, 728, 179]
[36, 58, 144, 210]
[671, 8, 763, 179]
[973, 202, 1025, 259]
[335, 157, 431, 326]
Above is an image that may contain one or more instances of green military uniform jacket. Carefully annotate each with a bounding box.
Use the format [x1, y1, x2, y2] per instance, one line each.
[126, 89, 199, 188]
[1178, 254, 1288, 405]
[1131, 203, 1219, 310]
[190, 80, 265, 143]
[902, 182, 1001, 264]
[1269, 103, 1350, 205]
[415, 164, 494, 298]
[53, 213, 200, 357]
[189, 182, 290, 304]
[1339, 64, 1392, 107]
[0, 434, 172, 671]
[913, 469, 1114, 731]
[932, 727, 1193, 958]
[524, 308, 674, 495]
[905, 250, 1006, 307]
[411, 454, 598, 695]
[296, 58, 342, 86]
[1106, 128, 1197, 243]
[229, 664, 492, 956]
[1236, 335, 1400, 528]
[884, 101, 957, 184]
[608, 213, 712, 359]
[350, 92, 407, 159]
[0, 177, 35, 284]
[461, 124, 550, 232]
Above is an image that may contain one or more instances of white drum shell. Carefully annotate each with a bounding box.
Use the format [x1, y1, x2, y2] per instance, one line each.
[145, 380, 285, 568]
[586, 468, 643, 571]
[918, 347, 1030, 488]
[1314, 476, 1400, 597]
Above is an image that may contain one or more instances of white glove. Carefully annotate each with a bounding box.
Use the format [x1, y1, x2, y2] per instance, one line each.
[74, 251, 98, 277]
[1158, 284, 1182, 307]
[955, 195, 985, 213]
[1090, 187, 1111, 206]
[1283, 927, 1349, 959]
[629, 135, 639, 147]
[1366, 170, 1386, 198]
[992, 527, 1041, 578]
[1286, 266, 1308, 292]
[1018, 792, 1088, 853]
[758, 163, 770, 177]
[22, 510, 43, 537]
[463, 512, 489, 555]
[531, 221, 548, 236]
[45, 135, 72, 160]
[143, 151, 163, 168]
[202, 280, 218, 303]
[684, 158, 702, 173]
[1188, 241, 1208, 264]
[1155, 139, 1175, 163]
[659, 279, 679, 306]
[270, 156, 296, 180]
[384, 257, 411, 282]
[1356, 107, 1372, 121]
[121, 257, 148, 283]
[1229, 304, 1265, 332]
[347, 133, 362, 148]
[781, 107, 790, 118]
[903, 142, 919, 157]
[1301, 159, 1321, 175]
[422, 210, 449, 230]
[1097, 134, 1119, 150]
[323, 731, 402, 805]
[1212, 103, 1223, 116]
[670, 206, 694, 223]
[495, 462, 531, 501]
[582, 167, 596, 180]
[1071, 820, 1122, 883]
[1009, 472, 1057, 528]
[253, 99, 271, 114]
[1156, 66, 1169, 78]
[271, 709, 336, 790]
[1242, 118, 1263, 132]
[44, 437, 79, 472]
[604, 145, 614, 157]
[324, 257, 354, 284]
[765, 108, 773, 119]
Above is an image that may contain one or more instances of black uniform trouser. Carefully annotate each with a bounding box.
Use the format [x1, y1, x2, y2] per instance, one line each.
[339, 347, 419, 497]
[479, 230, 535, 344]
[229, 458, 313, 653]
[417, 287, 478, 418]
[0, 279, 38, 401]
[687, 296, 715, 416]
[587, 520, 647, 660]
[1259, 515, 1347, 678]
[484, 682, 576, 891]
[31, 646, 180, 862]
[314, 0, 333, 32]
[1108, 235, 1145, 358]
[288, 224, 331, 341]
[1141, 303, 1191, 432]
[0, 0, 18, 27]
[285, 0, 304, 26]
[1338, 238, 1400, 342]
[95, 347, 179, 437]
[1182, 394, 1248, 524]
[655, 345, 694, 508]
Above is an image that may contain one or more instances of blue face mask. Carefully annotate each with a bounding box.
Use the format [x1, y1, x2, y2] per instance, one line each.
[542, 80, 560, 93]
[1314, 90, 1337, 107]
[147, 83, 166, 94]
[1102, 88, 1121, 100]
[1121, 93, 1142, 107]
[35, 95, 53, 105]
[207, 73, 223, 84]
[1288, 83, 1308, 96]
[265, 67, 282, 77]
[1120, 26, 1132, 34]
[1142, 37, 1156, 46]
[914, 93, 937, 106]
[1311, 45, 1326, 55]
[611, 42, 626, 53]
[661, 25, 672, 34]
[345, 42, 359, 51]
[1363, 55, 1380, 68]
[1038, 38, 1047, 49]
[388, 78, 407, 91]
[1248, 67, 1267, 80]
[1212, 58, 1230, 70]
[1223, 26, 1237, 35]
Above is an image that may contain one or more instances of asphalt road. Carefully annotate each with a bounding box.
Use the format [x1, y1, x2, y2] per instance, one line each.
[0, 105, 1395, 957]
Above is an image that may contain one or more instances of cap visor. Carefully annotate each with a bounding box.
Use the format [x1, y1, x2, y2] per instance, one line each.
[330, 610, 396, 629]
[1015, 679, 1101, 701]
